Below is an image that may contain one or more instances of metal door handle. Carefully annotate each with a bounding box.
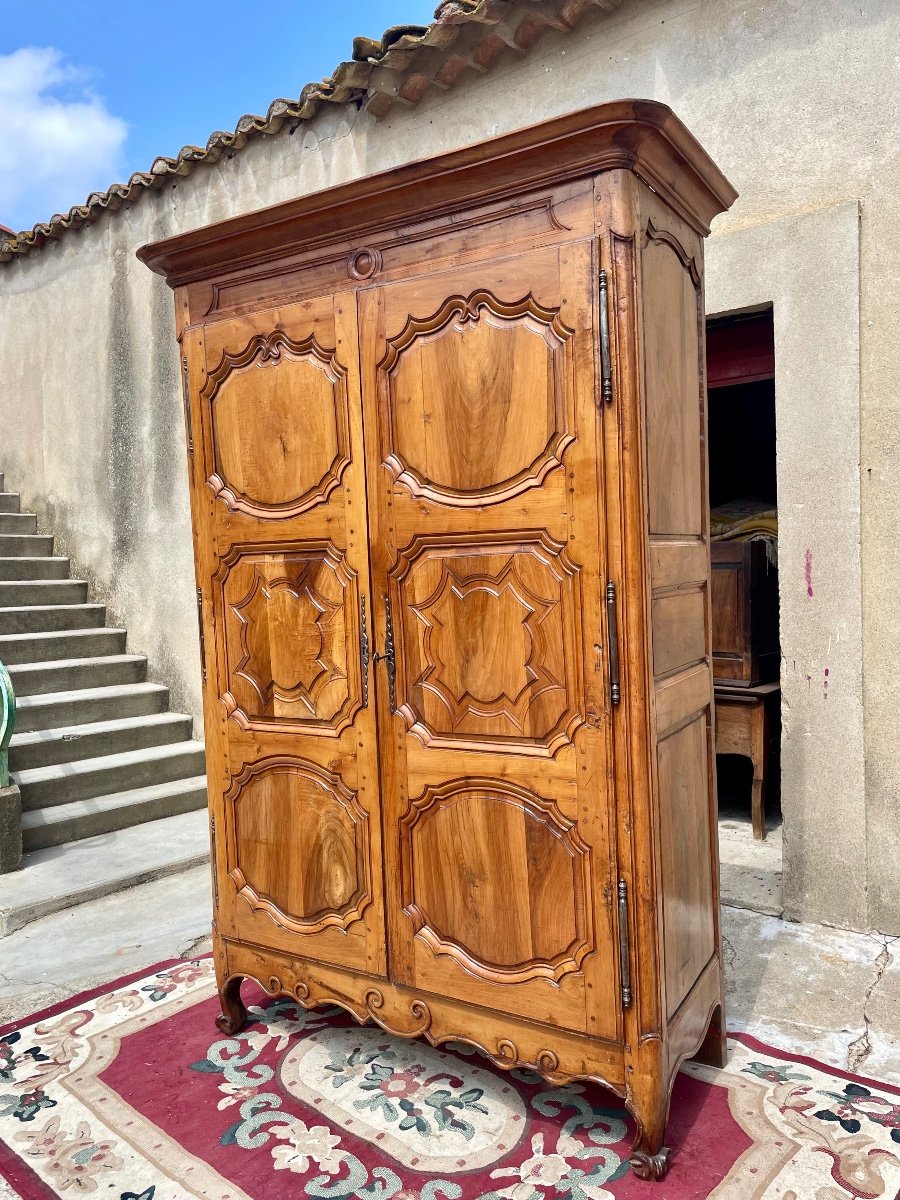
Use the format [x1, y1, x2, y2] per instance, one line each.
[373, 593, 396, 713]
[359, 595, 370, 708]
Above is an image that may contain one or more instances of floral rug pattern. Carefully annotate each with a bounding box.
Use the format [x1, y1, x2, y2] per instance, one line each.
[0, 957, 898, 1199]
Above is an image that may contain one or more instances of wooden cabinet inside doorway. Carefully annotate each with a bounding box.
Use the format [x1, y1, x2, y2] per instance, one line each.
[139, 101, 737, 1180]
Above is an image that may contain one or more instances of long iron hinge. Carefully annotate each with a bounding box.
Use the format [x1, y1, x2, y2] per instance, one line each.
[181, 355, 194, 456]
[618, 878, 632, 1009]
[598, 268, 613, 407]
[210, 815, 219, 909]
[606, 579, 621, 705]
[197, 587, 207, 683]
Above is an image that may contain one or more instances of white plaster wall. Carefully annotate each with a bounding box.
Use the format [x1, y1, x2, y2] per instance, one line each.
[0, 0, 895, 930]
[705, 203, 863, 930]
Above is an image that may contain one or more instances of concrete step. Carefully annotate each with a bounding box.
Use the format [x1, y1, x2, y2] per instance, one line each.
[0, 627, 126, 666]
[0, 534, 54, 557]
[0, 557, 69, 580]
[0, 513, 36, 534]
[9, 712, 194, 771]
[15, 682, 169, 732]
[0, 493, 21, 513]
[14, 740, 206, 810]
[0, 579, 86, 607]
[21, 775, 209, 850]
[7, 654, 146, 697]
[0, 603, 106, 634]
[0, 808, 210, 936]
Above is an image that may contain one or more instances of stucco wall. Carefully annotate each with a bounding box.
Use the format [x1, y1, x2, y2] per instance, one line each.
[0, 0, 896, 931]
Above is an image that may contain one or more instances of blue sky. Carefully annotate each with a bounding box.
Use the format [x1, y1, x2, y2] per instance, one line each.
[0, 0, 437, 233]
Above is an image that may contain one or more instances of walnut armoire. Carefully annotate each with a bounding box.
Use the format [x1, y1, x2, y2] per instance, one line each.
[139, 100, 737, 1180]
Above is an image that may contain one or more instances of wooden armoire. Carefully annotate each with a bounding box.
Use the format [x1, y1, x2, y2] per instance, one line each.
[139, 100, 736, 1180]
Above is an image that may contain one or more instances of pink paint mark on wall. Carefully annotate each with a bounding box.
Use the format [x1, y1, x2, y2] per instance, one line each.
[824, 666, 830, 701]
[804, 549, 814, 597]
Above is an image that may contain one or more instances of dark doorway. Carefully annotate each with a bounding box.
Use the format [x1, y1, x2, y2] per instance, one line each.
[706, 310, 782, 835]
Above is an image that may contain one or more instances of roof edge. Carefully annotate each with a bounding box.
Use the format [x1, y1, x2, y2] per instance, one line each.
[0, 0, 630, 266]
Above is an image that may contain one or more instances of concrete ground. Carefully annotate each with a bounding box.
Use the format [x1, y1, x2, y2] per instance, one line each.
[0, 852, 897, 1089]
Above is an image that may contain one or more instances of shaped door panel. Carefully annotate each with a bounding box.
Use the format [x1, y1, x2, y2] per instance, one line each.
[219, 543, 359, 734]
[203, 330, 350, 518]
[400, 778, 593, 985]
[359, 242, 619, 1035]
[228, 757, 371, 935]
[393, 534, 583, 752]
[379, 291, 573, 505]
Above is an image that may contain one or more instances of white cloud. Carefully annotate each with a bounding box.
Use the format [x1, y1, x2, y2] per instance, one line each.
[0, 47, 127, 232]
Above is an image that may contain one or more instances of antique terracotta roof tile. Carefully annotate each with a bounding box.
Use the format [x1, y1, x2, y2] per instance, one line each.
[0, 0, 624, 263]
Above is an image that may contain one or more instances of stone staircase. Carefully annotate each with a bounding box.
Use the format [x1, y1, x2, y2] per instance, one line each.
[0, 473, 209, 935]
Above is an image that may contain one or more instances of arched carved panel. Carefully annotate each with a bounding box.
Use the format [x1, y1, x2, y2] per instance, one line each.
[391, 532, 584, 753]
[227, 756, 371, 934]
[378, 291, 574, 505]
[400, 778, 594, 984]
[218, 542, 359, 734]
[202, 330, 350, 517]
[641, 222, 704, 538]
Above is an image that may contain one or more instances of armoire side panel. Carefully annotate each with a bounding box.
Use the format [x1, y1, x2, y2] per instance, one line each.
[638, 190, 720, 1026]
[657, 718, 715, 1018]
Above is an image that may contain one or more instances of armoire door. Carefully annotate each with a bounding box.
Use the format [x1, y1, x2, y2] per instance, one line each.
[359, 241, 620, 1038]
[188, 292, 386, 977]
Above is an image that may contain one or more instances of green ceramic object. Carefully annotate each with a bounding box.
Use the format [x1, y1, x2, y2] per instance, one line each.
[0, 660, 14, 789]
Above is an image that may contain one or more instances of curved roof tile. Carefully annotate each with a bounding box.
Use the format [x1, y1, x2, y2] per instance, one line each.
[0, 0, 623, 264]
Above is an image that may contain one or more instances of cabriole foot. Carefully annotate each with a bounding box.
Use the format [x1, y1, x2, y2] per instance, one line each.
[630, 1145, 671, 1180]
[216, 974, 248, 1035]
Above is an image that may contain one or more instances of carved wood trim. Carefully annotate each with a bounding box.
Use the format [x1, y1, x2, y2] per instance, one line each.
[645, 220, 702, 287]
[203, 194, 578, 320]
[225, 755, 372, 935]
[215, 540, 362, 736]
[389, 529, 585, 754]
[202, 329, 351, 518]
[378, 289, 575, 507]
[398, 776, 595, 985]
[217, 937, 626, 1096]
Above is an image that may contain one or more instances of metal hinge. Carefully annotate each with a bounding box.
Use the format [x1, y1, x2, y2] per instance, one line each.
[210, 815, 219, 909]
[618, 878, 632, 1009]
[181, 355, 194, 456]
[606, 580, 621, 705]
[598, 268, 613, 407]
[196, 588, 207, 683]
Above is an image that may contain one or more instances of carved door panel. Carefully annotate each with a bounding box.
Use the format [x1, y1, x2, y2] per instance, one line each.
[190, 293, 386, 976]
[359, 242, 620, 1037]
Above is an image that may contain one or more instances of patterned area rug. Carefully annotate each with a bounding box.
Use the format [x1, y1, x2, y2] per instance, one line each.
[1, 958, 899, 1200]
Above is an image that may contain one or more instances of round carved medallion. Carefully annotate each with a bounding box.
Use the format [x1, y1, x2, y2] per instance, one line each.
[348, 247, 382, 280]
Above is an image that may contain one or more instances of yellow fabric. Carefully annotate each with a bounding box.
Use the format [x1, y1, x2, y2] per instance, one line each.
[710, 498, 778, 542]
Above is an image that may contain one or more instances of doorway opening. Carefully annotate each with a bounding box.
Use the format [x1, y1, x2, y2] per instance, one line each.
[706, 309, 783, 916]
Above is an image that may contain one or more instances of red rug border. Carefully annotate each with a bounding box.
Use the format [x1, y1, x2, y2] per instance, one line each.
[2, 954, 899, 1200]
[0, 1134, 55, 1200]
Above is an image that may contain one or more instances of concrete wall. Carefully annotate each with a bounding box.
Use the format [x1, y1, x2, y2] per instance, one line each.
[0, 0, 896, 931]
